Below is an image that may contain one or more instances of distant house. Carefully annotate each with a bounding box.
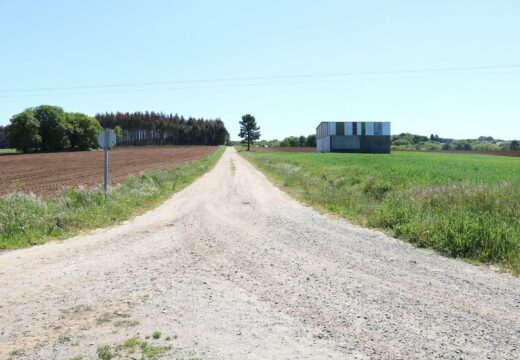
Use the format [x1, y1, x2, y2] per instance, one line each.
[316, 121, 391, 153]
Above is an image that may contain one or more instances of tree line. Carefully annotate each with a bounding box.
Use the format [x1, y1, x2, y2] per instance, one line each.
[255, 134, 316, 148]
[392, 133, 520, 151]
[96, 112, 229, 146]
[0, 125, 8, 148]
[1, 106, 230, 152]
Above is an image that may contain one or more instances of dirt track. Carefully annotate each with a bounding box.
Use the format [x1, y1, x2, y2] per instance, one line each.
[1, 147, 519, 359]
[0, 146, 215, 196]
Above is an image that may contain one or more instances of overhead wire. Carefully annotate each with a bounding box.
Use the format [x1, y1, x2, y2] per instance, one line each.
[0, 65, 518, 98]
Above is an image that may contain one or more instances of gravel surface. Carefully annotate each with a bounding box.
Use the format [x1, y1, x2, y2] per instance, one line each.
[1, 147, 519, 359]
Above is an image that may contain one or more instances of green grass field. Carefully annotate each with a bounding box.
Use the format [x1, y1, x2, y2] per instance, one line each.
[0, 148, 16, 154]
[242, 150, 520, 273]
[0, 146, 224, 249]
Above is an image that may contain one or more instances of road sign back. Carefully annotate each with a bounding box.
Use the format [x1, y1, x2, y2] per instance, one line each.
[98, 129, 117, 149]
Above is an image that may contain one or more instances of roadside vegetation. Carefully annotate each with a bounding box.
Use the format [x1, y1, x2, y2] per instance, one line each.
[242, 150, 520, 274]
[0, 146, 224, 249]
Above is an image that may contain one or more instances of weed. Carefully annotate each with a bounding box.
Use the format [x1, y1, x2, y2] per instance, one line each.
[9, 349, 22, 357]
[110, 337, 173, 359]
[114, 319, 139, 327]
[140, 341, 171, 359]
[70, 356, 83, 360]
[96, 345, 113, 360]
[152, 331, 161, 339]
[58, 335, 72, 344]
[97, 311, 130, 324]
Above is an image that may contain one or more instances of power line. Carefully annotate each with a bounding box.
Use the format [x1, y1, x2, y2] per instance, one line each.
[0, 64, 518, 95]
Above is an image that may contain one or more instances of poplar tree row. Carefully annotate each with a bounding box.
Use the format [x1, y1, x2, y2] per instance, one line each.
[0, 126, 8, 148]
[95, 112, 229, 146]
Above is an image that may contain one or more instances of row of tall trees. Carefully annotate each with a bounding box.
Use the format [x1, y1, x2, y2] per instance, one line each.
[8, 105, 102, 152]
[96, 112, 229, 146]
[0, 126, 9, 148]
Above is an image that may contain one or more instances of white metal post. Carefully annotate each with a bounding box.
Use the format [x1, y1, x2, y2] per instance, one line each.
[104, 130, 108, 197]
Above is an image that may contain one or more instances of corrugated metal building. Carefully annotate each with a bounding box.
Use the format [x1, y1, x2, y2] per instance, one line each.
[316, 122, 391, 153]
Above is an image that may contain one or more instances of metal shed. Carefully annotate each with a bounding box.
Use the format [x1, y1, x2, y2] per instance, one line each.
[316, 121, 391, 153]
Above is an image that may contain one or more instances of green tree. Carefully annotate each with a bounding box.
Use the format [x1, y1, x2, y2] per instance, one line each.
[8, 109, 41, 152]
[112, 125, 122, 144]
[281, 136, 299, 147]
[67, 113, 103, 150]
[305, 134, 316, 147]
[34, 105, 70, 151]
[0, 125, 10, 148]
[238, 114, 260, 151]
[510, 140, 519, 150]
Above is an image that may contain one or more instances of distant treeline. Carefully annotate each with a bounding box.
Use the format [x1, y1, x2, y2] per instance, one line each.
[392, 133, 519, 151]
[255, 134, 316, 148]
[96, 112, 229, 146]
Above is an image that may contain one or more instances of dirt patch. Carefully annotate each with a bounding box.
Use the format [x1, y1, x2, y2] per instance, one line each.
[0, 146, 216, 196]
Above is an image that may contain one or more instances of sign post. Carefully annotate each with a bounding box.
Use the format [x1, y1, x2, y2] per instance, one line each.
[97, 129, 117, 197]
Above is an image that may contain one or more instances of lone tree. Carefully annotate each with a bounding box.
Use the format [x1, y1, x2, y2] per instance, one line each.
[238, 114, 261, 151]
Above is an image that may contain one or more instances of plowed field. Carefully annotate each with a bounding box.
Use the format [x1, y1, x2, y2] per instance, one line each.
[0, 146, 216, 196]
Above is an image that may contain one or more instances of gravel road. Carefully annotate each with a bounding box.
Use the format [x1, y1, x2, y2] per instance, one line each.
[1, 147, 519, 359]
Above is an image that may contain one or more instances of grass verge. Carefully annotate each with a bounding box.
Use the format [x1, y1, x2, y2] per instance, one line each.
[240, 150, 520, 274]
[0, 146, 224, 249]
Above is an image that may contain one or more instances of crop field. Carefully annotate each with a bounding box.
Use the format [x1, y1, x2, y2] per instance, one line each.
[0, 146, 216, 196]
[242, 151, 520, 272]
[401, 149, 520, 158]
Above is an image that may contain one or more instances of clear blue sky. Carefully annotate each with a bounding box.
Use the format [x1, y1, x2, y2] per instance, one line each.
[0, 0, 519, 140]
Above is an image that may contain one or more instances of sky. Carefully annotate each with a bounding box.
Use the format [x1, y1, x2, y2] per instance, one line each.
[0, 0, 519, 140]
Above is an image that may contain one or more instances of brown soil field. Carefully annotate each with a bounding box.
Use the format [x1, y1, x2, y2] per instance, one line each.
[0, 146, 216, 196]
